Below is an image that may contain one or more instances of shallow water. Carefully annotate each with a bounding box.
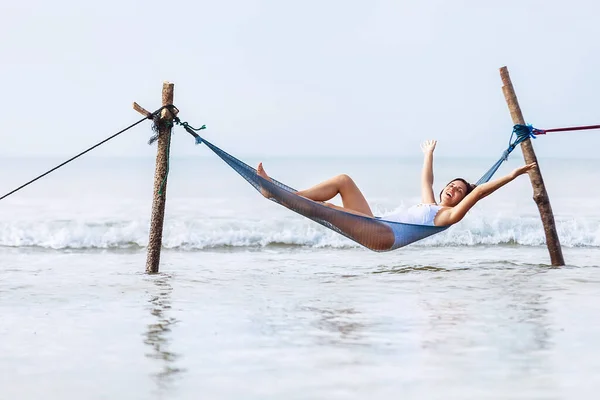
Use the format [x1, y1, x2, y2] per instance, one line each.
[2, 246, 599, 400]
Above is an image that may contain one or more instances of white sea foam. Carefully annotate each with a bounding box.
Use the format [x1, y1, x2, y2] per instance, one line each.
[0, 213, 597, 250]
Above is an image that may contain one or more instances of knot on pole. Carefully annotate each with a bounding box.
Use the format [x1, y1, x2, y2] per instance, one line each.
[148, 105, 179, 145]
[506, 124, 536, 154]
[513, 124, 537, 141]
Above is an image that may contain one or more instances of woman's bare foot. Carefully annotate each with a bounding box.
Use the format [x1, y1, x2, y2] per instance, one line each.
[257, 162, 272, 197]
[257, 162, 270, 180]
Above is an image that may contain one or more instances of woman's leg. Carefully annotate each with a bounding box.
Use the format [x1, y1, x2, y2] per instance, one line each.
[257, 163, 373, 217]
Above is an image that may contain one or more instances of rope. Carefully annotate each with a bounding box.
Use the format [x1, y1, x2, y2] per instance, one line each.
[175, 118, 206, 144]
[0, 106, 168, 202]
[502, 124, 536, 160]
[474, 124, 536, 186]
[533, 124, 600, 135]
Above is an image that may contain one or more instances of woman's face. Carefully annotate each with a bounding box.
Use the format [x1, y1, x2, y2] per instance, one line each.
[440, 180, 468, 206]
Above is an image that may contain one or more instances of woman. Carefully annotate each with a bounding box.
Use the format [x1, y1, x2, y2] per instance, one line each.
[257, 139, 536, 227]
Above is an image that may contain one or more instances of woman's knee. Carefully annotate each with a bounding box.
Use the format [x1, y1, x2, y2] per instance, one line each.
[336, 174, 354, 187]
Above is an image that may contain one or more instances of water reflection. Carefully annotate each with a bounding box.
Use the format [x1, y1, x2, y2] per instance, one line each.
[424, 283, 554, 350]
[144, 273, 184, 391]
[496, 271, 555, 357]
[303, 306, 368, 347]
[419, 268, 557, 388]
[373, 265, 467, 274]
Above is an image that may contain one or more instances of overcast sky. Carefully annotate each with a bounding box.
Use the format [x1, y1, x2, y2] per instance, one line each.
[1, 0, 599, 159]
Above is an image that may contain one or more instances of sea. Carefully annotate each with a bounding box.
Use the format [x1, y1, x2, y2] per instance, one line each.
[0, 152, 599, 400]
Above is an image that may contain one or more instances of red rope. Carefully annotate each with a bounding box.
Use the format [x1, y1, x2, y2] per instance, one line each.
[534, 124, 600, 135]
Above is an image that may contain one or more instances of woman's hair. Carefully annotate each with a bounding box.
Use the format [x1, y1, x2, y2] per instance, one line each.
[439, 178, 476, 202]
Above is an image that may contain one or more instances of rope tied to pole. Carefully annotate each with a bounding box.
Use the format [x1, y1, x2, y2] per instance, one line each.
[147, 105, 180, 145]
[475, 121, 600, 186]
[0, 105, 170, 202]
[504, 124, 536, 160]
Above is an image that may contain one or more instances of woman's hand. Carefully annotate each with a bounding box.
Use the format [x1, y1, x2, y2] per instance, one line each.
[421, 140, 437, 154]
[510, 162, 537, 179]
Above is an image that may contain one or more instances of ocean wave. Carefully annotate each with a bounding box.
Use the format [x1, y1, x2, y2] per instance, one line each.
[0, 215, 598, 250]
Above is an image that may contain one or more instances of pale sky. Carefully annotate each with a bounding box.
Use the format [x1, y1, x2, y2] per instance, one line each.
[1, 0, 599, 159]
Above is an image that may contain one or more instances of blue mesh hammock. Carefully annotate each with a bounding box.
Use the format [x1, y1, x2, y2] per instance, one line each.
[184, 125, 534, 252]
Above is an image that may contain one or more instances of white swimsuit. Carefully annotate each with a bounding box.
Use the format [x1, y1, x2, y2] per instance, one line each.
[382, 204, 443, 226]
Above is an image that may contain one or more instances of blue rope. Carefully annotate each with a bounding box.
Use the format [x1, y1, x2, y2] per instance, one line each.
[511, 124, 536, 145]
[475, 124, 537, 185]
[500, 124, 536, 160]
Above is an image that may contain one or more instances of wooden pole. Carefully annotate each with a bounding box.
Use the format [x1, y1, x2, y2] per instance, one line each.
[146, 82, 175, 273]
[499, 67, 565, 266]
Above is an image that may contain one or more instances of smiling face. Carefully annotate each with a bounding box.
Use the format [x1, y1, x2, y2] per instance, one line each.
[440, 179, 469, 207]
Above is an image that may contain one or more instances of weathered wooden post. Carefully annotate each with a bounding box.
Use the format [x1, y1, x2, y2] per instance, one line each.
[499, 67, 565, 266]
[133, 82, 176, 273]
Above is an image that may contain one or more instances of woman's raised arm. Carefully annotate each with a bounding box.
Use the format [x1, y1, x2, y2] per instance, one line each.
[437, 162, 537, 226]
[420, 140, 437, 204]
